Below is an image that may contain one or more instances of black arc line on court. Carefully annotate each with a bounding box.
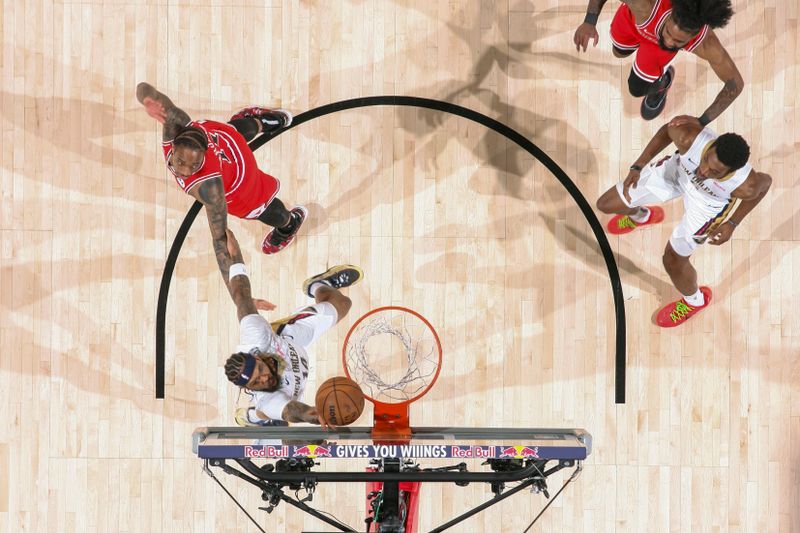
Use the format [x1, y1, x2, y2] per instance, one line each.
[156, 95, 627, 403]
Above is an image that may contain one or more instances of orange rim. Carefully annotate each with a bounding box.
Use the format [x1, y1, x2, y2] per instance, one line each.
[342, 306, 442, 408]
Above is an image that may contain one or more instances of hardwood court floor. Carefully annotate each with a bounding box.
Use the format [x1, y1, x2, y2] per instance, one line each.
[0, 1, 797, 531]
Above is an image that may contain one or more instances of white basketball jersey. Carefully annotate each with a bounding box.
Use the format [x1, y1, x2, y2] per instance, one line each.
[675, 128, 752, 209]
[237, 314, 310, 420]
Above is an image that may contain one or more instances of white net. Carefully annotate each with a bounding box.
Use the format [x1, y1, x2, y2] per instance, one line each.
[344, 308, 441, 404]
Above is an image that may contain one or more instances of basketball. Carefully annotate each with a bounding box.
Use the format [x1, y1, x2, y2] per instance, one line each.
[315, 376, 365, 426]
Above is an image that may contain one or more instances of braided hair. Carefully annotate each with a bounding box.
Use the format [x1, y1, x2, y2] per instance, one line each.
[225, 352, 251, 385]
[225, 351, 287, 391]
[173, 125, 208, 151]
[671, 0, 734, 32]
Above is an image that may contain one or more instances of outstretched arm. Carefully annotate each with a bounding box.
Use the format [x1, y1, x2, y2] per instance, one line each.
[136, 82, 192, 141]
[282, 401, 328, 427]
[187, 178, 239, 287]
[220, 227, 260, 321]
[691, 31, 744, 125]
[573, 0, 609, 52]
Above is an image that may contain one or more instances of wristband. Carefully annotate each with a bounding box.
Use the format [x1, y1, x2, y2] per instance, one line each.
[698, 114, 711, 127]
[584, 12, 599, 25]
[229, 263, 248, 281]
[630, 164, 643, 171]
[727, 219, 738, 228]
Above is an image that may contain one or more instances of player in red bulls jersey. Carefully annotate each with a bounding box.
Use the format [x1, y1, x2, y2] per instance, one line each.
[135, 82, 306, 284]
[573, 0, 742, 122]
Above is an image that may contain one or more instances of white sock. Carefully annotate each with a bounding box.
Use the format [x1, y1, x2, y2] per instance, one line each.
[629, 207, 651, 223]
[309, 281, 331, 296]
[683, 289, 705, 306]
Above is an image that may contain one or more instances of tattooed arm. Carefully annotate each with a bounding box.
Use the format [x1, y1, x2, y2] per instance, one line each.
[136, 82, 192, 141]
[186, 178, 241, 302]
[691, 31, 744, 125]
[282, 401, 323, 425]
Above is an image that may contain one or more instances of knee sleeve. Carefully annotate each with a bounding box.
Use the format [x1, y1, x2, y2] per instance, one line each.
[627, 70, 653, 98]
[257, 197, 291, 228]
[229, 118, 260, 142]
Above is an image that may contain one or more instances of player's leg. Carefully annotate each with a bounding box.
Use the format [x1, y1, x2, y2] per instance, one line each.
[634, 45, 677, 120]
[271, 266, 364, 349]
[662, 242, 700, 298]
[259, 199, 308, 255]
[302, 266, 364, 323]
[596, 158, 680, 234]
[627, 68, 655, 98]
[228, 117, 262, 142]
[311, 287, 352, 324]
[655, 213, 713, 327]
[258, 197, 293, 228]
[229, 107, 292, 142]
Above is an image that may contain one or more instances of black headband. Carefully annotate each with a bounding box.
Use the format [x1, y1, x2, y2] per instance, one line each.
[234, 354, 257, 387]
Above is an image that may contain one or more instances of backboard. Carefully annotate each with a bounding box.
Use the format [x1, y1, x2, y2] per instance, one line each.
[193, 426, 592, 462]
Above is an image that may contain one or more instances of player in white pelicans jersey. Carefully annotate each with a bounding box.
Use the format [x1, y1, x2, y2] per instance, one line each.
[596, 115, 772, 328]
[219, 229, 363, 426]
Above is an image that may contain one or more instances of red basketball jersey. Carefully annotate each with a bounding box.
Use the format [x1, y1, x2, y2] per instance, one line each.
[634, 0, 708, 51]
[162, 120, 279, 219]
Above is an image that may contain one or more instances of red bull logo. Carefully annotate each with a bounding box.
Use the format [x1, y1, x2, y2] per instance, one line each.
[498, 445, 539, 459]
[292, 444, 332, 458]
[243, 445, 289, 458]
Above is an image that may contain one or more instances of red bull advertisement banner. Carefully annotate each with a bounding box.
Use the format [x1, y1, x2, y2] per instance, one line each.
[197, 443, 587, 460]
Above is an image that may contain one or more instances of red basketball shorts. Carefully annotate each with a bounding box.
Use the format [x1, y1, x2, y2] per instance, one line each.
[609, 4, 678, 83]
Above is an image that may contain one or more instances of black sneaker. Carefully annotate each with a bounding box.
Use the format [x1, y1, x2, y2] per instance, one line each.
[229, 106, 293, 133]
[302, 265, 364, 298]
[262, 205, 307, 255]
[641, 66, 674, 121]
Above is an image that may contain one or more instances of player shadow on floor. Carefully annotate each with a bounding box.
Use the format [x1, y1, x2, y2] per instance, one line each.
[0, 256, 219, 421]
[302, 5, 599, 225]
[4, 327, 218, 423]
[716, 213, 794, 293]
[538, 212, 677, 300]
[0, 90, 146, 174]
[394, 37, 600, 192]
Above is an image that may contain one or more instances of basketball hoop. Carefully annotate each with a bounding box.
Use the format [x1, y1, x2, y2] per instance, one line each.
[343, 306, 442, 438]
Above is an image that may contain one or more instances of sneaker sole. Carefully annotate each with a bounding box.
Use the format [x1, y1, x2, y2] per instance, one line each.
[607, 206, 665, 235]
[274, 109, 293, 128]
[654, 286, 713, 328]
[302, 265, 364, 297]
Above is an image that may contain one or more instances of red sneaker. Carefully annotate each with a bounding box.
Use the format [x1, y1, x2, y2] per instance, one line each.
[607, 206, 665, 235]
[262, 206, 308, 255]
[229, 107, 293, 131]
[655, 286, 713, 328]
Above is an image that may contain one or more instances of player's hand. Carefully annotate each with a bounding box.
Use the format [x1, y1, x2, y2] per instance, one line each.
[142, 98, 166, 123]
[253, 298, 276, 311]
[137, 83, 168, 124]
[668, 115, 702, 128]
[707, 221, 735, 246]
[573, 23, 599, 52]
[622, 168, 641, 204]
[225, 229, 245, 263]
[311, 407, 336, 431]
